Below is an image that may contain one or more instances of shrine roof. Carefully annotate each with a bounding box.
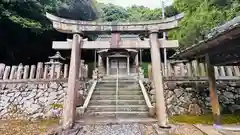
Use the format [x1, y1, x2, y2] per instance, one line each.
[171, 16, 240, 66]
[46, 12, 184, 34]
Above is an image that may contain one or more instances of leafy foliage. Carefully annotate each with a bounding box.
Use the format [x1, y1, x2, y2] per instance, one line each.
[0, 0, 97, 64]
[97, 4, 129, 22]
[170, 0, 240, 48]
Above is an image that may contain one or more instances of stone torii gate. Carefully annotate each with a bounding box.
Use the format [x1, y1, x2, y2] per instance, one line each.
[46, 12, 184, 128]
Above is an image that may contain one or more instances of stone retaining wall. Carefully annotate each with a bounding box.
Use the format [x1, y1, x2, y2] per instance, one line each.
[144, 81, 240, 116]
[0, 81, 90, 120]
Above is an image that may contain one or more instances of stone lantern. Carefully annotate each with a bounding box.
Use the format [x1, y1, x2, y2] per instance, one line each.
[45, 51, 65, 78]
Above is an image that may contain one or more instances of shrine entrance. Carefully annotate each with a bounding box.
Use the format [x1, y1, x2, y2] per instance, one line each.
[110, 58, 128, 75]
[108, 53, 130, 76]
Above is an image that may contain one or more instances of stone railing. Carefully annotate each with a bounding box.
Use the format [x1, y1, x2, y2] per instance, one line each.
[0, 61, 88, 81]
[147, 60, 240, 81]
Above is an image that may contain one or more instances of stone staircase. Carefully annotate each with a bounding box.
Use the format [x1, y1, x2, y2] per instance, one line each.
[84, 76, 150, 119]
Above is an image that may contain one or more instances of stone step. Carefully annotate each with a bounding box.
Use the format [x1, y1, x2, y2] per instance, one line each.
[95, 85, 140, 89]
[89, 100, 146, 105]
[98, 81, 138, 84]
[94, 87, 116, 91]
[93, 90, 142, 95]
[95, 86, 140, 90]
[94, 87, 141, 91]
[96, 83, 139, 86]
[96, 84, 139, 87]
[76, 117, 157, 125]
[91, 95, 145, 100]
[84, 111, 149, 118]
[88, 105, 148, 112]
[100, 79, 137, 82]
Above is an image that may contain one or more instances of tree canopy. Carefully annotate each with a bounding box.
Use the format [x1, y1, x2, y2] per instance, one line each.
[170, 0, 240, 48]
[0, 0, 98, 64]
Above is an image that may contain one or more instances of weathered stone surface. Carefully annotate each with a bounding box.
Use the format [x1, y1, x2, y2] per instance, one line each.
[223, 92, 234, 99]
[144, 81, 240, 115]
[188, 104, 201, 115]
[0, 81, 88, 120]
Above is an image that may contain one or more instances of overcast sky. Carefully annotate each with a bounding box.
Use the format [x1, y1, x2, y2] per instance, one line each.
[97, 0, 173, 9]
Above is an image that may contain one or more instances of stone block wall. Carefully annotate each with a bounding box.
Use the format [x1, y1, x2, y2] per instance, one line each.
[145, 81, 240, 116]
[0, 81, 91, 120]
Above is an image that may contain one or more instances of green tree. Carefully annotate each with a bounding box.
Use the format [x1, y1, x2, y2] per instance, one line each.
[0, 0, 97, 64]
[169, 0, 240, 48]
[98, 4, 129, 22]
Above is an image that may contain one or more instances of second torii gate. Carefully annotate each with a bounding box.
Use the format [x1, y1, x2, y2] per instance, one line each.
[46, 12, 184, 129]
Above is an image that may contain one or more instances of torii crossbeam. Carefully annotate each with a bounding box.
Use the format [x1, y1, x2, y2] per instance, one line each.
[52, 39, 179, 50]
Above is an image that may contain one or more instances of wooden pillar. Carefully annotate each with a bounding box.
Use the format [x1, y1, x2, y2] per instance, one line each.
[94, 50, 97, 69]
[205, 54, 221, 125]
[135, 52, 139, 67]
[127, 56, 130, 75]
[63, 64, 69, 78]
[63, 34, 82, 129]
[163, 48, 168, 76]
[98, 54, 102, 67]
[149, 30, 168, 127]
[106, 57, 109, 75]
[140, 49, 143, 65]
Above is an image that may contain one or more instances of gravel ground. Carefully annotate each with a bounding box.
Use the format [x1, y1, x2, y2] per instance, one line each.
[75, 123, 158, 135]
[0, 120, 59, 135]
[51, 123, 205, 135]
[0, 120, 206, 135]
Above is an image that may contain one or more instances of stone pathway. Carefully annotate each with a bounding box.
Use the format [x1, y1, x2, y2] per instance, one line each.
[54, 123, 159, 135]
[195, 124, 222, 135]
[50, 123, 209, 135]
[80, 124, 158, 135]
[195, 124, 240, 135]
[169, 124, 205, 135]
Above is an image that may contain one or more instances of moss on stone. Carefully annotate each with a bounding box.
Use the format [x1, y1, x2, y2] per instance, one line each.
[169, 114, 240, 124]
[51, 103, 63, 109]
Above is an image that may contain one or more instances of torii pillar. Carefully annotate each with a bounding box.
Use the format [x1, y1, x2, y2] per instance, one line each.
[62, 34, 82, 129]
[149, 30, 168, 127]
